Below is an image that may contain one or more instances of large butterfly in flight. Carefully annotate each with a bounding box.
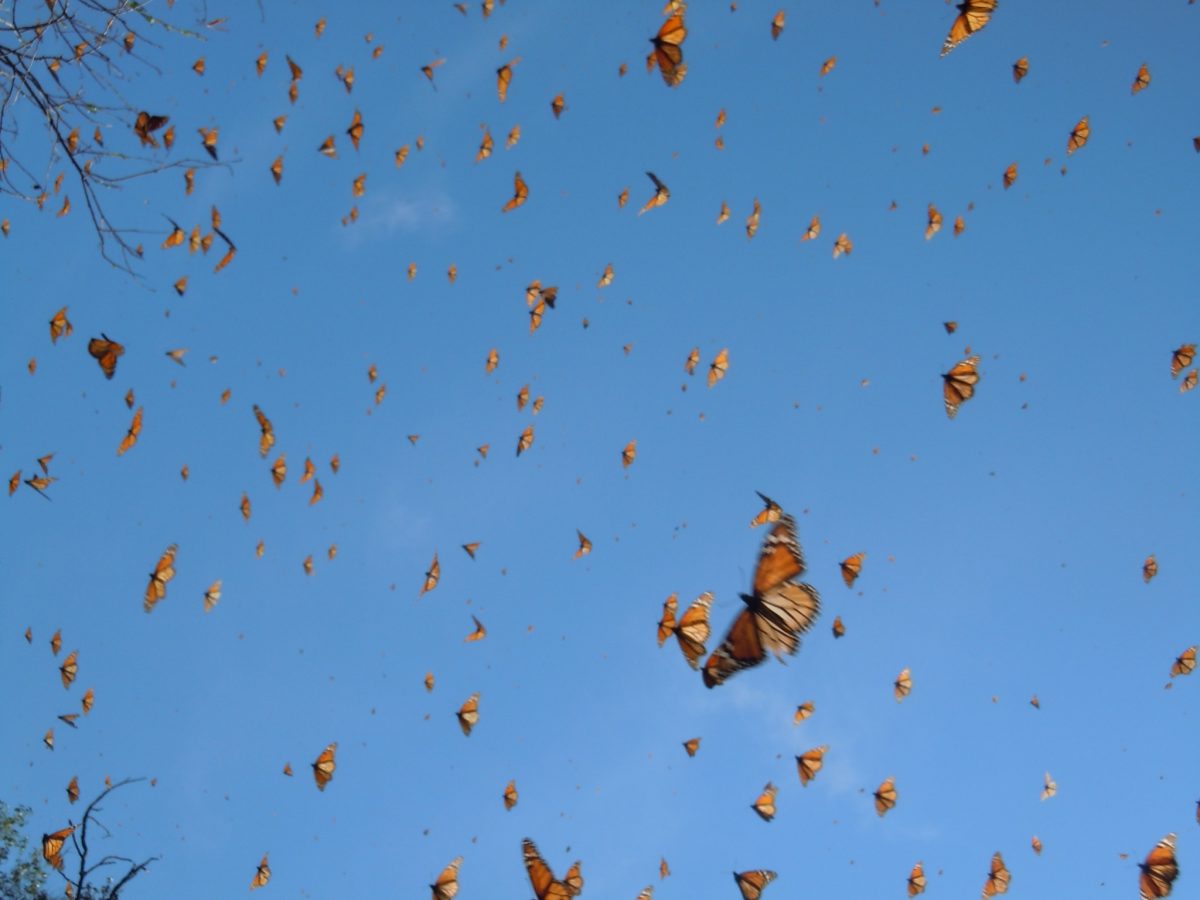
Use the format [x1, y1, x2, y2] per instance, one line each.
[703, 512, 820, 687]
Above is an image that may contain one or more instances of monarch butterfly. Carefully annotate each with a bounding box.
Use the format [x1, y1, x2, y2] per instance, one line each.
[1067, 116, 1090, 154]
[925, 204, 942, 240]
[395, 145, 410, 167]
[273, 115, 286, 133]
[530, 298, 546, 334]
[311, 742, 337, 791]
[1171, 344, 1196, 378]
[831, 615, 846, 638]
[682, 737, 701, 756]
[659, 858, 670, 880]
[941, 0, 997, 56]
[240, 493, 252, 522]
[981, 851, 1010, 898]
[133, 111, 169, 147]
[751, 781, 778, 821]
[346, 109, 364, 151]
[457, 692, 479, 736]
[1030, 694, 1041, 709]
[832, 233, 853, 258]
[422, 58, 445, 84]
[1012, 57, 1028, 83]
[255, 52, 267, 76]
[116, 407, 143, 456]
[793, 701, 814, 724]
[954, 215, 966, 236]
[253, 405, 275, 457]
[1170, 645, 1196, 678]
[635, 886, 653, 900]
[463, 542, 480, 559]
[550, 94, 566, 118]
[300, 458, 315, 484]
[507, 125, 521, 149]
[839, 553, 865, 588]
[87, 334, 124, 379]
[420, 553, 440, 595]
[1143, 555, 1158, 584]
[598, 262, 615, 287]
[708, 348, 729, 387]
[81, 688, 93, 714]
[1131, 63, 1151, 95]
[523, 839, 572, 900]
[1182, 370, 1198, 393]
[656, 594, 679, 646]
[716, 200, 730, 224]
[618, 187, 630, 208]
[41, 826, 73, 869]
[477, 126, 494, 162]
[465, 615, 486, 642]
[908, 862, 926, 896]
[250, 854, 271, 891]
[43, 728, 54, 750]
[770, 9, 784, 39]
[286, 55, 302, 81]
[1041, 771, 1057, 801]
[49, 307, 72, 344]
[894, 667, 912, 702]
[648, 13, 686, 87]
[639, 172, 670, 215]
[675, 592, 712, 669]
[621, 440, 637, 469]
[485, 347, 498, 372]
[733, 869, 776, 900]
[517, 425, 534, 456]
[574, 530, 592, 559]
[309, 479, 323, 506]
[1002, 162, 1018, 189]
[198, 126, 219, 160]
[24, 474, 55, 499]
[703, 515, 821, 687]
[59, 650, 77, 689]
[496, 57, 520, 102]
[943, 355, 981, 418]
[144, 544, 178, 613]
[66, 776, 79, 804]
[796, 745, 827, 786]
[430, 856, 462, 900]
[800, 215, 820, 241]
[749, 491, 783, 529]
[1031, 836, 1042, 855]
[424, 672, 435, 692]
[270, 455, 286, 488]
[745, 198, 761, 238]
[503, 779, 518, 810]
[1139, 835, 1178, 900]
[874, 776, 897, 816]
[819, 56, 836, 76]
[8, 471, 20, 496]
[50, 629, 62, 655]
[204, 580, 221, 613]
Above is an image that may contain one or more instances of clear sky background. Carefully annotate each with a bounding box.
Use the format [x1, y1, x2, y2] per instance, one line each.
[2, 1, 1198, 898]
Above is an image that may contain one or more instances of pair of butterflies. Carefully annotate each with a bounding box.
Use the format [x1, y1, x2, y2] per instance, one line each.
[523, 838, 583, 900]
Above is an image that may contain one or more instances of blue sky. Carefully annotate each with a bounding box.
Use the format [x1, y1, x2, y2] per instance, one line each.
[2, 1, 1198, 898]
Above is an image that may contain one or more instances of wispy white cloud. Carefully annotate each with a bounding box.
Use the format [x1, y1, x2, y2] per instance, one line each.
[340, 188, 459, 246]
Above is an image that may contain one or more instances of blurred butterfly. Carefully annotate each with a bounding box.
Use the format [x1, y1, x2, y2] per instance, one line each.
[751, 781, 777, 821]
[50, 629, 62, 656]
[66, 776, 79, 804]
[874, 776, 897, 816]
[703, 515, 821, 687]
[457, 693, 479, 736]
[621, 440, 637, 469]
[954, 215, 966, 236]
[639, 172, 670, 215]
[770, 9, 784, 39]
[745, 198, 761, 238]
[1170, 645, 1196, 678]
[49, 307, 72, 344]
[574, 530, 592, 559]
[550, 93, 566, 118]
[463, 543, 480, 559]
[250, 854, 270, 891]
[197, 126, 219, 160]
[682, 737, 700, 756]
[507, 125, 521, 149]
[1012, 57, 1028, 83]
[796, 745, 827, 785]
[800, 215, 820, 241]
[708, 348, 729, 387]
[424, 673, 435, 692]
[1143, 555, 1158, 583]
[942, 355, 981, 418]
[311, 742, 337, 791]
[981, 852, 1010, 899]
[465, 616, 486, 642]
[657, 594, 678, 646]
[734, 870, 776, 900]
[496, 57, 521, 102]
[1002, 162, 1018, 189]
[116, 407, 143, 456]
[81, 688, 93, 714]
[1067, 116, 1090, 154]
[517, 425, 534, 456]
[793, 701, 814, 724]
[59, 650, 77, 689]
[840, 553, 865, 587]
[1031, 836, 1042, 855]
[941, 0, 997, 56]
[41, 826, 74, 869]
[87, 334, 124, 379]
[422, 58, 446, 84]
[1181, 370, 1198, 393]
[133, 111, 169, 147]
[204, 580, 221, 613]
[908, 862, 926, 896]
[144, 544, 178, 613]
[477, 126, 494, 162]
[832, 233, 852, 258]
[675, 592, 712, 669]
[1131, 63, 1151, 95]
[832, 616, 845, 638]
[894, 668, 912, 702]
[716, 200, 730, 224]
[501, 171, 529, 212]
[750, 491, 783, 528]
[430, 856, 462, 900]
[1171, 344, 1195, 378]
[240, 493, 252, 522]
[420, 554, 440, 595]
[684, 347, 700, 375]
[346, 109, 364, 151]
[925, 204, 942, 240]
[1139, 834, 1178, 900]
[504, 780, 518, 810]
[43, 728, 53, 750]
[523, 839, 571, 900]
[648, 12, 686, 87]
[1041, 771, 1057, 801]
[598, 262, 614, 287]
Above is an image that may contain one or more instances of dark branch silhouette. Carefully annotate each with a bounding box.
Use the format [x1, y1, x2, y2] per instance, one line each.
[62, 778, 157, 900]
